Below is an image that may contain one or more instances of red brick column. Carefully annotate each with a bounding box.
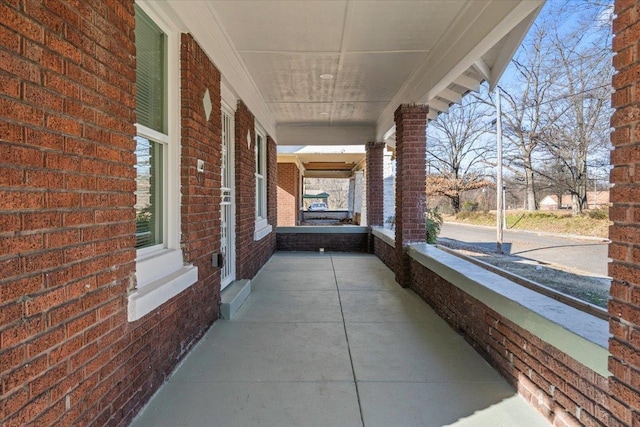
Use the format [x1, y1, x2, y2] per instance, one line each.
[609, 1, 640, 424]
[366, 141, 385, 227]
[394, 104, 428, 287]
[278, 163, 300, 226]
[267, 135, 278, 229]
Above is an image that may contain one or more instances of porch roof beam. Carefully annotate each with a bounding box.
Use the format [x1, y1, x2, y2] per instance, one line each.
[277, 125, 375, 146]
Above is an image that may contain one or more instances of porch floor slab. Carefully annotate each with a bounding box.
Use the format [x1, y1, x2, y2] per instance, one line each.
[130, 252, 550, 427]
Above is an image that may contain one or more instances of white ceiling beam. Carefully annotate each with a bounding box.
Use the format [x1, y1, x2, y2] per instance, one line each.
[473, 59, 492, 82]
[428, 98, 450, 113]
[277, 125, 375, 146]
[455, 73, 483, 91]
[384, 134, 396, 149]
[427, 110, 439, 121]
[438, 88, 463, 104]
[303, 170, 353, 179]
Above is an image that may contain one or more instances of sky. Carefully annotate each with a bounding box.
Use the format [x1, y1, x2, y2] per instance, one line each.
[499, 0, 613, 90]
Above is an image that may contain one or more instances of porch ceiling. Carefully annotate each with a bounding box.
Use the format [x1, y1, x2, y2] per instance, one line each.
[162, 0, 543, 144]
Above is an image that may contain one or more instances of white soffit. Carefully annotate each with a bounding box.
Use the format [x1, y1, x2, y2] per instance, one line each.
[163, 0, 543, 144]
[375, 0, 544, 140]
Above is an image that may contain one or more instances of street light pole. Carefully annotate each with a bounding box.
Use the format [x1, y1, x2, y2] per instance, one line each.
[496, 88, 504, 254]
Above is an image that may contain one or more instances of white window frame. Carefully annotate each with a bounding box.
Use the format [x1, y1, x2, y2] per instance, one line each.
[134, 125, 167, 255]
[254, 125, 272, 240]
[128, 1, 197, 322]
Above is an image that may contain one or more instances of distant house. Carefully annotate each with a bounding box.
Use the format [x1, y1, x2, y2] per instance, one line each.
[539, 191, 610, 210]
[539, 195, 560, 210]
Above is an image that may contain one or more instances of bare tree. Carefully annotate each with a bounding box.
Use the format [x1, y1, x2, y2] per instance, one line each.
[426, 97, 494, 213]
[538, 1, 613, 215]
[535, 158, 572, 207]
[479, 21, 560, 211]
[475, 0, 613, 215]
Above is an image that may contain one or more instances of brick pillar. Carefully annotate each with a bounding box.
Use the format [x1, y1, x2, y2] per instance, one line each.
[609, 1, 640, 424]
[277, 163, 300, 226]
[394, 104, 428, 287]
[267, 135, 278, 231]
[366, 141, 385, 227]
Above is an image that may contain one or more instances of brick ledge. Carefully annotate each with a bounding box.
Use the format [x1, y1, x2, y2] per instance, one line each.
[372, 226, 395, 247]
[407, 243, 609, 377]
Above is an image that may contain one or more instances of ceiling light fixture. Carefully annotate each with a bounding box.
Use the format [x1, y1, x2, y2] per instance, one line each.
[319, 74, 334, 80]
[320, 112, 329, 116]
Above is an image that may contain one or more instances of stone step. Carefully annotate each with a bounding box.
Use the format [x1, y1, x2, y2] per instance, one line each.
[220, 279, 251, 320]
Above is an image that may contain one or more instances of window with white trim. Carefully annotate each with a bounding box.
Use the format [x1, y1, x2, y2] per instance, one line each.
[135, 4, 167, 251]
[255, 130, 266, 221]
[254, 127, 272, 240]
[128, 2, 197, 322]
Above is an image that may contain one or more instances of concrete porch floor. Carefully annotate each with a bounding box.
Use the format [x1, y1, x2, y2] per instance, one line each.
[130, 252, 550, 427]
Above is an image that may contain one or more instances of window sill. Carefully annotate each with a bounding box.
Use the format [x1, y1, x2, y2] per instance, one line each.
[128, 265, 198, 321]
[128, 249, 198, 322]
[254, 222, 273, 241]
[407, 243, 610, 378]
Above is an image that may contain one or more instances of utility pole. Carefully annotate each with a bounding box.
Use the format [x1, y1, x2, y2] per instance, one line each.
[593, 166, 598, 209]
[496, 88, 504, 254]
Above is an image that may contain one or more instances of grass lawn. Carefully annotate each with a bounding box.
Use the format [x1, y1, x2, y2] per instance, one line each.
[446, 209, 610, 238]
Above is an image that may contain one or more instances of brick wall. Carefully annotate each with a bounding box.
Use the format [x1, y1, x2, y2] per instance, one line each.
[373, 235, 397, 272]
[0, 3, 225, 425]
[394, 104, 428, 287]
[609, 0, 640, 424]
[373, 233, 613, 425]
[234, 101, 276, 280]
[277, 163, 299, 226]
[366, 142, 385, 227]
[180, 33, 222, 297]
[0, 1, 137, 424]
[277, 231, 369, 252]
[409, 258, 611, 427]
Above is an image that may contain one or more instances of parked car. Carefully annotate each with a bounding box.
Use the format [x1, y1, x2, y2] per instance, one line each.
[308, 202, 328, 211]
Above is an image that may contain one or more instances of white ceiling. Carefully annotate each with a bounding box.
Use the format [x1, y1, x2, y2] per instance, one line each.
[162, 0, 544, 144]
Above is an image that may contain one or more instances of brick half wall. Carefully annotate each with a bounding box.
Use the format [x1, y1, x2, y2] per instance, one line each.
[409, 257, 610, 426]
[277, 227, 369, 252]
[372, 236, 612, 427]
[373, 234, 397, 272]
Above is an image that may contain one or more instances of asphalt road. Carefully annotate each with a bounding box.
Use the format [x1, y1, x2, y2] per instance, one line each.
[439, 222, 610, 278]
